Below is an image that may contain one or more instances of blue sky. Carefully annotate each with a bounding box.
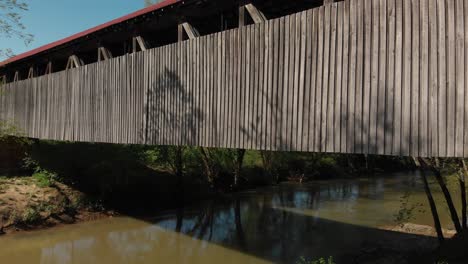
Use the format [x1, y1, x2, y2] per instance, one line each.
[1, 0, 147, 57]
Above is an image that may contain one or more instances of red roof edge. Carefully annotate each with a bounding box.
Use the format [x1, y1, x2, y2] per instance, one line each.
[0, 0, 181, 68]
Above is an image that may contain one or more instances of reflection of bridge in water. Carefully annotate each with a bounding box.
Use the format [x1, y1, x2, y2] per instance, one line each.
[1, 0, 468, 158]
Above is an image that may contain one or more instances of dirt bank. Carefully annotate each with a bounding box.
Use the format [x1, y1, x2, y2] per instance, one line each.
[0, 176, 112, 235]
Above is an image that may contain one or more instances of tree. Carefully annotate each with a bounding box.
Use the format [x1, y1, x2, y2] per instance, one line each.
[0, 0, 33, 59]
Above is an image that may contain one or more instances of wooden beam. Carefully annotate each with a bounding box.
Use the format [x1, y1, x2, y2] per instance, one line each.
[239, 6, 246, 27]
[181, 22, 200, 39]
[0, 75, 5, 85]
[44, 62, 52, 75]
[13, 71, 19, 82]
[324, 0, 336, 5]
[132, 36, 148, 53]
[178, 23, 184, 42]
[98, 47, 113, 61]
[27, 66, 34, 79]
[244, 3, 267, 24]
[66, 55, 84, 70]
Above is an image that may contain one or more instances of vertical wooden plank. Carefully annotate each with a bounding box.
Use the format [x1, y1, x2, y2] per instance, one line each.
[465, 0, 468, 157]
[419, 0, 429, 157]
[428, 0, 438, 157]
[286, 14, 295, 151]
[244, 28, 251, 149]
[455, 0, 465, 157]
[354, 0, 364, 153]
[258, 23, 265, 150]
[282, 15, 291, 151]
[446, 0, 456, 157]
[385, 0, 396, 156]
[410, 0, 420, 156]
[321, 5, 330, 152]
[315, 7, 324, 152]
[266, 20, 274, 151]
[277, 17, 285, 151]
[327, 5, 337, 152]
[271, 18, 280, 151]
[393, 0, 404, 155]
[377, 0, 388, 155]
[303, 10, 313, 152]
[341, 1, 350, 153]
[362, 0, 372, 154]
[292, 13, 301, 151]
[334, 3, 344, 153]
[347, 0, 357, 153]
[401, 0, 412, 156]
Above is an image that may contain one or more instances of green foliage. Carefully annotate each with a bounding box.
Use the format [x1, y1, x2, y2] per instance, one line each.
[32, 169, 57, 188]
[0, 0, 33, 59]
[296, 256, 335, 264]
[21, 207, 41, 224]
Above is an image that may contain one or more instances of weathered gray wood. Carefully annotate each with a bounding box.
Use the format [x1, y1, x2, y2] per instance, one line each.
[385, 0, 396, 155]
[402, 0, 412, 156]
[2, 0, 468, 158]
[455, 0, 465, 157]
[446, 0, 456, 156]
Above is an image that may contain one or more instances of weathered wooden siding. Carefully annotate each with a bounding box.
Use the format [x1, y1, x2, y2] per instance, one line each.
[1, 0, 468, 157]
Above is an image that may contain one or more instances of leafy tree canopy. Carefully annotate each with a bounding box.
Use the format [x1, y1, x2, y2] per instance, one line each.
[0, 0, 33, 59]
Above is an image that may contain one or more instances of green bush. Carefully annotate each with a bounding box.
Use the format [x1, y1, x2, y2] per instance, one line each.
[22, 208, 41, 224]
[32, 169, 57, 188]
[296, 256, 335, 264]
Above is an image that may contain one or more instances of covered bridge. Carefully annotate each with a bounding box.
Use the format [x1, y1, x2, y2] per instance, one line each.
[1, 0, 468, 158]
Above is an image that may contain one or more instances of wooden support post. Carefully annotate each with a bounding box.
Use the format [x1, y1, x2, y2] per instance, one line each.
[178, 24, 184, 42]
[13, 71, 19, 82]
[98, 47, 113, 61]
[180, 22, 200, 40]
[244, 3, 267, 24]
[65, 55, 84, 70]
[44, 62, 52, 75]
[239, 6, 246, 27]
[132, 36, 148, 53]
[27, 66, 34, 79]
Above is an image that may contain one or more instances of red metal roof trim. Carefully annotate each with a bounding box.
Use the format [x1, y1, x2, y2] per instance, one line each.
[0, 0, 181, 67]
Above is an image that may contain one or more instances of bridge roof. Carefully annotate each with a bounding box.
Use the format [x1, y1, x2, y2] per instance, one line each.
[0, 0, 180, 68]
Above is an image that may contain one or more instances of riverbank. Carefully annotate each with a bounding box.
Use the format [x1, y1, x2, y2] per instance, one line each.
[0, 176, 112, 235]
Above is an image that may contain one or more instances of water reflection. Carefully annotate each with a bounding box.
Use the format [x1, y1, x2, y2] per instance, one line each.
[0, 172, 457, 264]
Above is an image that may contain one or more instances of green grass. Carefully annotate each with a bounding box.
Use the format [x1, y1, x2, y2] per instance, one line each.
[32, 170, 56, 188]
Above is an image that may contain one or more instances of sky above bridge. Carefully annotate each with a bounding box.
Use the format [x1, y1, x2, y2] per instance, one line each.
[1, 0, 146, 58]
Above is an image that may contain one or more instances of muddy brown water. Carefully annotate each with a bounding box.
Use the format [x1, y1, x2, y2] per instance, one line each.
[0, 171, 464, 263]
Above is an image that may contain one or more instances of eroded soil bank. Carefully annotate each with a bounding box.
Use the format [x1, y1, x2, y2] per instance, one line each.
[0, 176, 112, 235]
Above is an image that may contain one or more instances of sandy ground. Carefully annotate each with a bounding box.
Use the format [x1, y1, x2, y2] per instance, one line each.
[0, 176, 110, 234]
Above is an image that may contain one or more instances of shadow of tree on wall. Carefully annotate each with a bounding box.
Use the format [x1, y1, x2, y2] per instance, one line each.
[146, 67, 204, 146]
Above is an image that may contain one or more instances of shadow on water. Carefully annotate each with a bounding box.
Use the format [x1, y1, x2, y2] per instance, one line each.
[0, 175, 443, 264]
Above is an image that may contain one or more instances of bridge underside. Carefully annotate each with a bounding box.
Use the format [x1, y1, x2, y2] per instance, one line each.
[1, 0, 468, 158]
